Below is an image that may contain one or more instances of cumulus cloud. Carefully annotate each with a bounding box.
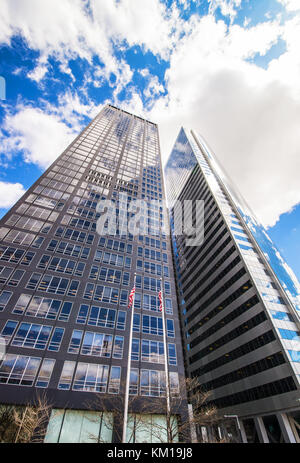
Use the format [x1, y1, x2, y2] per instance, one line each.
[0, 181, 26, 209]
[0, 0, 300, 230]
[148, 14, 300, 228]
[0, 0, 179, 90]
[0, 106, 77, 169]
[278, 0, 300, 11]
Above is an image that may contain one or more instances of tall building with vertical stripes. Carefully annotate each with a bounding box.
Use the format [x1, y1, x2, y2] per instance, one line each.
[165, 128, 300, 443]
[0, 105, 187, 443]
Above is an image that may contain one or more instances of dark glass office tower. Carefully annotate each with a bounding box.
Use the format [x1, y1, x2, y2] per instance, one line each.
[0, 105, 187, 443]
[165, 128, 300, 443]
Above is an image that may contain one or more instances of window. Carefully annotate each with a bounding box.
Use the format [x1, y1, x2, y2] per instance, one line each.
[1, 320, 18, 341]
[279, 328, 300, 342]
[81, 332, 113, 357]
[47, 240, 90, 259]
[0, 266, 25, 286]
[0, 290, 12, 311]
[58, 361, 76, 390]
[36, 358, 55, 388]
[288, 350, 300, 362]
[13, 294, 73, 322]
[26, 273, 79, 297]
[73, 363, 109, 392]
[44, 409, 113, 443]
[140, 369, 166, 397]
[0, 246, 35, 265]
[83, 284, 119, 303]
[108, 366, 121, 394]
[113, 336, 124, 359]
[141, 340, 164, 363]
[76, 304, 126, 330]
[270, 310, 294, 322]
[0, 354, 41, 386]
[10, 322, 64, 351]
[48, 327, 64, 351]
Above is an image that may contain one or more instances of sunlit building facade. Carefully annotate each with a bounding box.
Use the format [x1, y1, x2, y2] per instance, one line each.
[0, 105, 187, 443]
[165, 128, 300, 443]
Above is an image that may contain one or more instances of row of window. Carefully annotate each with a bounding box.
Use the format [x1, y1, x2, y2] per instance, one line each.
[83, 283, 127, 304]
[1, 320, 64, 351]
[98, 237, 133, 252]
[5, 215, 52, 234]
[89, 266, 129, 285]
[26, 273, 79, 296]
[94, 250, 132, 269]
[0, 354, 55, 388]
[13, 294, 72, 321]
[200, 351, 286, 391]
[186, 266, 247, 315]
[68, 330, 124, 359]
[138, 235, 167, 250]
[61, 216, 96, 232]
[47, 239, 90, 259]
[0, 227, 44, 248]
[0, 246, 35, 265]
[131, 339, 177, 365]
[208, 376, 297, 409]
[137, 247, 168, 263]
[186, 278, 252, 325]
[58, 361, 178, 396]
[183, 245, 236, 301]
[189, 311, 267, 363]
[16, 204, 60, 222]
[55, 226, 94, 245]
[188, 294, 260, 342]
[26, 194, 65, 211]
[0, 266, 25, 286]
[34, 185, 70, 201]
[191, 330, 276, 377]
[136, 260, 169, 277]
[37, 255, 85, 277]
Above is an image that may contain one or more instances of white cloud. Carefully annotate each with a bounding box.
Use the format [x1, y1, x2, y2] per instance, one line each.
[278, 0, 300, 12]
[27, 64, 48, 82]
[1, 106, 77, 169]
[208, 0, 242, 22]
[0, 181, 26, 209]
[0, 1, 300, 230]
[0, 0, 179, 88]
[148, 14, 300, 228]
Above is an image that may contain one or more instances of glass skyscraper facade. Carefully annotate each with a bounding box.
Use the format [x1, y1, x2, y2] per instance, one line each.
[0, 105, 187, 443]
[165, 128, 300, 443]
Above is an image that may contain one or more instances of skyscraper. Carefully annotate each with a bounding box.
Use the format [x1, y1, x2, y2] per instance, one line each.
[0, 105, 187, 443]
[165, 128, 300, 443]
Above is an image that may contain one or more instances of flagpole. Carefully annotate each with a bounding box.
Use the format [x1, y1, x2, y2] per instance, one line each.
[160, 279, 171, 438]
[122, 272, 136, 443]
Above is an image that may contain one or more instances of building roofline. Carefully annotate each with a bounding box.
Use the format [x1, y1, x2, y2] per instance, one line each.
[106, 104, 157, 126]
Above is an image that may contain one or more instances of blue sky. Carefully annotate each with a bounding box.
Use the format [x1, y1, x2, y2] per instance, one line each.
[0, 0, 299, 283]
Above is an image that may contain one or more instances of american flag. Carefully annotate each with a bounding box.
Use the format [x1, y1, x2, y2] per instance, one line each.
[158, 290, 163, 312]
[128, 286, 136, 308]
